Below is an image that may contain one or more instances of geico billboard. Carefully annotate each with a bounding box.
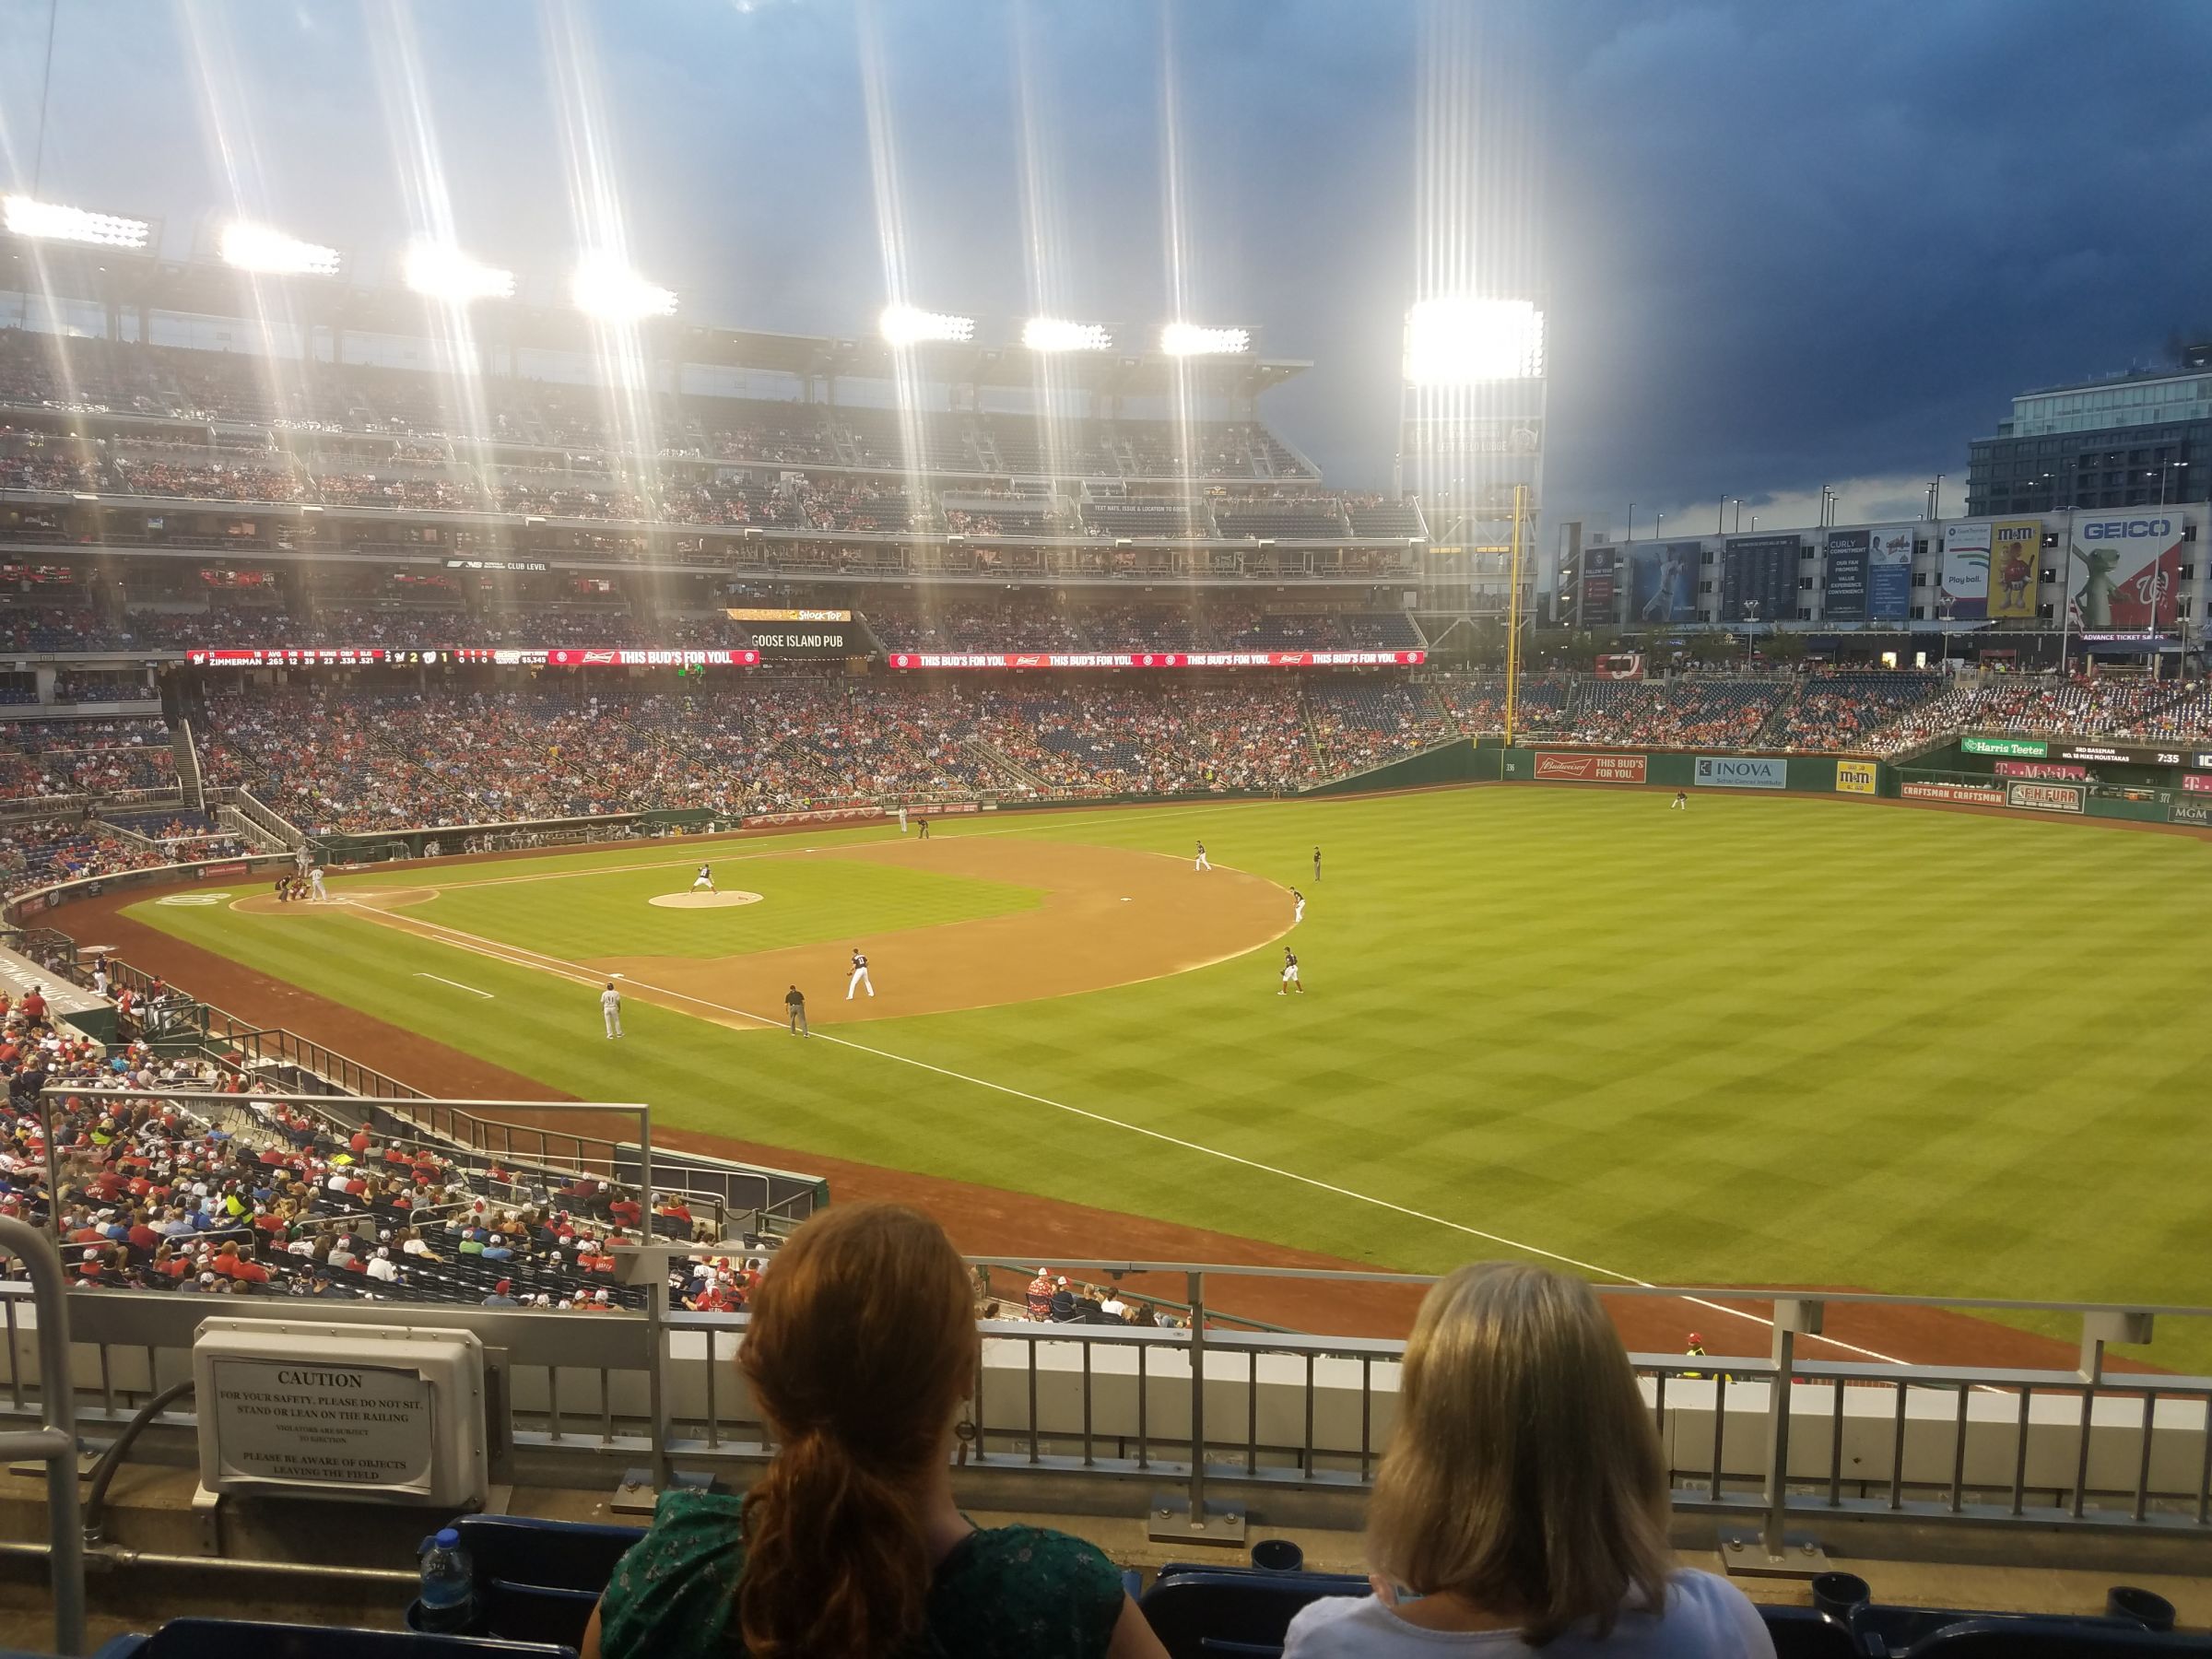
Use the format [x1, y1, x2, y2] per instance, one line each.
[2069, 514, 2184, 630]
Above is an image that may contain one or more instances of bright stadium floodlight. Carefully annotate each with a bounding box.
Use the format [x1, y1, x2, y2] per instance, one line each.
[568, 253, 677, 321]
[3, 194, 150, 250]
[1022, 316, 1112, 353]
[218, 220, 341, 276]
[1159, 322, 1251, 358]
[403, 240, 515, 303]
[879, 304, 975, 347]
[1404, 296, 1546, 384]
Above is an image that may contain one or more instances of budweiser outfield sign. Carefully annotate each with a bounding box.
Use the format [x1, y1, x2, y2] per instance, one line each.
[1534, 752, 1648, 783]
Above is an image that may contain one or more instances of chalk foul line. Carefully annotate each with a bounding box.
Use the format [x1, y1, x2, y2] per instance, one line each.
[413, 972, 494, 999]
[331, 896, 1914, 1367]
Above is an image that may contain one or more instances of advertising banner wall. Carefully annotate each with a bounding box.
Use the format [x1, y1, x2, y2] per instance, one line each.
[1822, 530, 1868, 621]
[1629, 543, 1700, 624]
[1940, 523, 1992, 619]
[1902, 781, 2004, 805]
[1963, 735, 2048, 758]
[2183, 773, 2212, 794]
[1994, 760, 2090, 781]
[1581, 546, 1618, 627]
[2172, 800, 2212, 826]
[1722, 535, 1800, 624]
[1835, 760, 1877, 794]
[1694, 756, 1788, 789]
[2068, 513, 2184, 630]
[1870, 524, 1915, 620]
[886, 651, 1426, 669]
[1987, 519, 2042, 618]
[2006, 781, 2086, 814]
[1534, 752, 1649, 782]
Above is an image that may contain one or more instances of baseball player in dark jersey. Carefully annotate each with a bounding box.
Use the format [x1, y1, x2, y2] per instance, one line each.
[1278, 947, 1303, 994]
[846, 948, 875, 1000]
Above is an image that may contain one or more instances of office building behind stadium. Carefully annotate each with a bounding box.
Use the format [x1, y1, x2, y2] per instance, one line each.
[1967, 346, 2212, 518]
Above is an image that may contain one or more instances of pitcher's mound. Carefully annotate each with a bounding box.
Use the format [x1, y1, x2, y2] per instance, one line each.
[650, 890, 764, 910]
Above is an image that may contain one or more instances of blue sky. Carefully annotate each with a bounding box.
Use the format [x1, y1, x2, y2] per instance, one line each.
[6, 0, 2212, 531]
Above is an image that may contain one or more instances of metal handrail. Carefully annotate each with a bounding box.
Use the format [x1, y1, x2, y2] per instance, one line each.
[0, 1217, 84, 1655]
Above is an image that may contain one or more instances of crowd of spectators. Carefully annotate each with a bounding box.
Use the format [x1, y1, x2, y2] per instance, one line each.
[864, 599, 1423, 655]
[0, 719, 175, 801]
[0, 816, 171, 899]
[52, 668, 156, 704]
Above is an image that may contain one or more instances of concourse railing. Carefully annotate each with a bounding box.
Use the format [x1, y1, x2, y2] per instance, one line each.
[7, 1250, 2208, 1562]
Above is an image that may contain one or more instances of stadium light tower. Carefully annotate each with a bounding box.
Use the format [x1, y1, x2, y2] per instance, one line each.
[3, 195, 150, 250]
[1022, 317, 1112, 353]
[1397, 295, 1547, 659]
[1403, 297, 1545, 385]
[1159, 322, 1251, 357]
[402, 241, 515, 304]
[218, 220, 340, 276]
[879, 304, 975, 347]
[568, 253, 676, 322]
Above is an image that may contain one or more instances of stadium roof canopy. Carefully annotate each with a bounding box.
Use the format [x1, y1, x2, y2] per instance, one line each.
[1, 235, 1310, 400]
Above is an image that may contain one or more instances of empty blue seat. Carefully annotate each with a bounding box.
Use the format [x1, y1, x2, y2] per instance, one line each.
[91, 1618, 576, 1659]
[1141, 1570, 1365, 1658]
[443, 1514, 647, 1649]
[1903, 1621, 2212, 1658]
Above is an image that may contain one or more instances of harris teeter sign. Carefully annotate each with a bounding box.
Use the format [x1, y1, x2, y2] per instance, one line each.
[1962, 735, 2048, 758]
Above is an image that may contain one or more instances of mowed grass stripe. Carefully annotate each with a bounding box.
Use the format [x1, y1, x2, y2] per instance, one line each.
[135, 789, 2212, 1363]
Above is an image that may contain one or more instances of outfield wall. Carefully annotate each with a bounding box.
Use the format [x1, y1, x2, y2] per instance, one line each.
[1501, 745, 2212, 830]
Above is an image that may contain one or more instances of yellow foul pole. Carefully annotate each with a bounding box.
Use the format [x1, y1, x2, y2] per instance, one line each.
[1502, 484, 1527, 747]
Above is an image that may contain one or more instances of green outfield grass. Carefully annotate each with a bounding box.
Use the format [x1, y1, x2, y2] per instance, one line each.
[131, 789, 2212, 1356]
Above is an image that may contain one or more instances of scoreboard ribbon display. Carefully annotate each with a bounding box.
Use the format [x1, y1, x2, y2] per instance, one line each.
[886, 650, 1427, 669]
[187, 647, 761, 667]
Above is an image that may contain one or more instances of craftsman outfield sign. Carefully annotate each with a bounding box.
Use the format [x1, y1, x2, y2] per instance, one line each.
[1694, 756, 1788, 790]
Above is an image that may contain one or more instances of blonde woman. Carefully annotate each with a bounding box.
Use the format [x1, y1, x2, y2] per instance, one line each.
[1284, 1264, 1773, 1657]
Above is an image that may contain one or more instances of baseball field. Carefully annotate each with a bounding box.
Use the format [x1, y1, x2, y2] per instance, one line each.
[120, 786, 2212, 1356]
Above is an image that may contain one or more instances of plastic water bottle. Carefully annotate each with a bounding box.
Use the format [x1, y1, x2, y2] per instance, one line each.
[417, 1527, 475, 1632]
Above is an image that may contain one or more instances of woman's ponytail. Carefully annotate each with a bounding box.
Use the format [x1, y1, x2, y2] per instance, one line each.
[733, 1205, 978, 1658]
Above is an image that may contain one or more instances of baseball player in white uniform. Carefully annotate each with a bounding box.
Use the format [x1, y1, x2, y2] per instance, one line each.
[846, 948, 875, 999]
[601, 981, 623, 1038]
[691, 863, 715, 892]
[1194, 840, 1212, 872]
[308, 865, 327, 902]
[899, 806, 909, 834]
[1278, 947, 1303, 995]
[1291, 888, 1305, 925]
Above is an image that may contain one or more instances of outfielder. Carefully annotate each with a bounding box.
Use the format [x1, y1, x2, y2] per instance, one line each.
[899, 806, 909, 835]
[1290, 888, 1305, 925]
[846, 948, 875, 1000]
[691, 862, 715, 892]
[308, 865, 327, 902]
[1312, 845, 1322, 881]
[1671, 790, 1688, 811]
[600, 981, 623, 1039]
[1194, 840, 1212, 872]
[1278, 947, 1303, 995]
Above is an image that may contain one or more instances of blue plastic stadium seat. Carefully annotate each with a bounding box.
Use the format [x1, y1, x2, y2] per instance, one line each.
[1140, 1570, 1366, 1659]
[89, 1620, 576, 1659]
[1902, 1622, 2212, 1657]
[445, 1514, 648, 1649]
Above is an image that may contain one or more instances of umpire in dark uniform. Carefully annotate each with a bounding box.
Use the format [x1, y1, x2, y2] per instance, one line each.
[784, 984, 808, 1038]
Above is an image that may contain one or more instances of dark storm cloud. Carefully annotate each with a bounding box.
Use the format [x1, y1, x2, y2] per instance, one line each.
[6, 0, 2210, 519]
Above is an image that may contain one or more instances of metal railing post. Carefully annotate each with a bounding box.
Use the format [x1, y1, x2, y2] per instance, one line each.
[1186, 1271, 1206, 1522]
[0, 1218, 84, 1656]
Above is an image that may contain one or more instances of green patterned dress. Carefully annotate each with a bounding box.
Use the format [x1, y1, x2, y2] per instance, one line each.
[596, 1488, 1126, 1659]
